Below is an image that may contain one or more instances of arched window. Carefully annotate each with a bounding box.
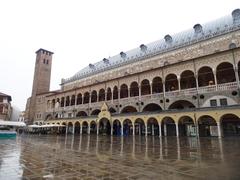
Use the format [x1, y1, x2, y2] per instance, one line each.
[180, 70, 196, 89]
[152, 77, 163, 93]
[113, 86, 118, 100]
[165, 74, 178, 91]
[130, 82, 139, 97]
[216, 62, 236, 84]
[65, 96, 70, 106]
[71, 95, 75, 106]
[198, 66, 215, 87]
[98, 89, 105, 101]
[76, 93, 82, 105]
[91, 90, 97, 103]
[60, 97, 65, 107]
[83, 92, 90, 104]
[106, 88, 112, 100]
[141, 79, 150, 95]
[120, 84, 128, 98]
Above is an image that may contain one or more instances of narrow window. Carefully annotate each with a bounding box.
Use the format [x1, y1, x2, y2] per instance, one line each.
[46, 60, 49, 64]
[43, 59, 46, 64]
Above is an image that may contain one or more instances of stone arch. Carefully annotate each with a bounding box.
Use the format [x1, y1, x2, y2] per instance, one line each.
[161, 117, 176, 136]
[142, 103, 162, 112]
[91, 109, 101, 116]
[113, 119, 121, 135]
[65, 96, 70, 106]
[76, 111, 88, 117]
[74, 121, 81, 134]
[130, 81, 139, 97]
[198, 66, 215, 87]
[99, 88, 105, 102]
[152, 76, 163, 93]
[134, 118, 146, 135]
[106, 87, 112, 101]
[216, 62, 236, 84]
[90, 121, 97, 134]
[165, 74, 178, 91]
[109, 107, 117, 114]
[220, 114, 240, 136]
[67, 122, 73, 134]
[83, 92, 90, 104]
[60, 97, 65, 107]
[71, 95, 75, 106]
[76, 93, 82, 105]
[147, 117, 159, 136]
[113, 86, 118, 100]
[52, 99, 56, 108]
[120, 84, 128, 98]
[91, 90, 97, 103]
[123, 119, 133, 136]
[121, 106, 138, 113]
[98, 118, 111, 135]
[168, 100, 195, 110]
[141, 79, 151, 95]
[178, 116, 195, 136]
[180, 70, 196, 89]
[82, 121, 89, 134]
[198, 115, 217, 137]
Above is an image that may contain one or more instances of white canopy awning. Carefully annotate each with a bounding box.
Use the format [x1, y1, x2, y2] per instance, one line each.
[0, 120, 26, 127]
[27, 124, 65, 128]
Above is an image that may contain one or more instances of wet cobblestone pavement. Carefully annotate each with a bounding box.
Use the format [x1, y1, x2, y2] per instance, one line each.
[0, 135, 240, 180]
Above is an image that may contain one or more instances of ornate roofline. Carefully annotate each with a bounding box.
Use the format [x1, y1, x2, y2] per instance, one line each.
[63, 9, 240, 85]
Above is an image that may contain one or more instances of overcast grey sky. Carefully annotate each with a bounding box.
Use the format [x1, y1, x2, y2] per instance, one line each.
[0, 0, 239, 110]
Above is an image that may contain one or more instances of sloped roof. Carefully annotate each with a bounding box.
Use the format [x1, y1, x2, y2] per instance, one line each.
[0, 92, 12, 101]
[63, 9, 240, 84]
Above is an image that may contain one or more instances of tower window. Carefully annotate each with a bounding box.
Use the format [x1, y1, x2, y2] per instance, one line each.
[46, 60, 49, 64]
[43, 59, 46, 64]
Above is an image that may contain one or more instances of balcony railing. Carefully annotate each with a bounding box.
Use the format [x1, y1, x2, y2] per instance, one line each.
[46, 82, 239, 113]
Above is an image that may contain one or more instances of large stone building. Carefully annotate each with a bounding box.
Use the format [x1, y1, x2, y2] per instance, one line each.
[0, 92, 12, 120]
[26, 9, 240, 137]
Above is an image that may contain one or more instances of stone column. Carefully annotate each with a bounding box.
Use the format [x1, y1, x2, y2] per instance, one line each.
[121, 123, 124, 136]
[145, 124, 148, 137]
[139, 87, 141, 101]
[96, 123, 99, 135]
[176, 123, 179, 137]
[72, 124, 75, 135]
[164, 124, 167, 136]
[177, 76, 181, 91]
[213, 69, 218, 90]
[111, 123, 113, 136]
[88, 124, 90, 135]
[150, 82, 153, 95]
[152, 124, 154, 136]
[65, 125, 68, 135]
[80, 125, 83, 135]
[132, 124, 135, 136]
[217, 122, 222, 138]
[159, 122, 162, 137]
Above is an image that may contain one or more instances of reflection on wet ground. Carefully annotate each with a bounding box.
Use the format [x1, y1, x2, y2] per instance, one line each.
[0, 135, 240, 180]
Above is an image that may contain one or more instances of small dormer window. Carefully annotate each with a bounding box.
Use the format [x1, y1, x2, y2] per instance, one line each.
[103, 58, 109, 64]
[164, 35, 172, 43]
[140, 44, 147, 52]
[120, 52, 126, 58]
[193, 24, 203, 34]
[89, 63, 95, 68]
[232, 9, 240, 24]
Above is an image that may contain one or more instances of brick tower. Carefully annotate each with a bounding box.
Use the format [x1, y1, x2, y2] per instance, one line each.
[28, 49, 54, 123]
